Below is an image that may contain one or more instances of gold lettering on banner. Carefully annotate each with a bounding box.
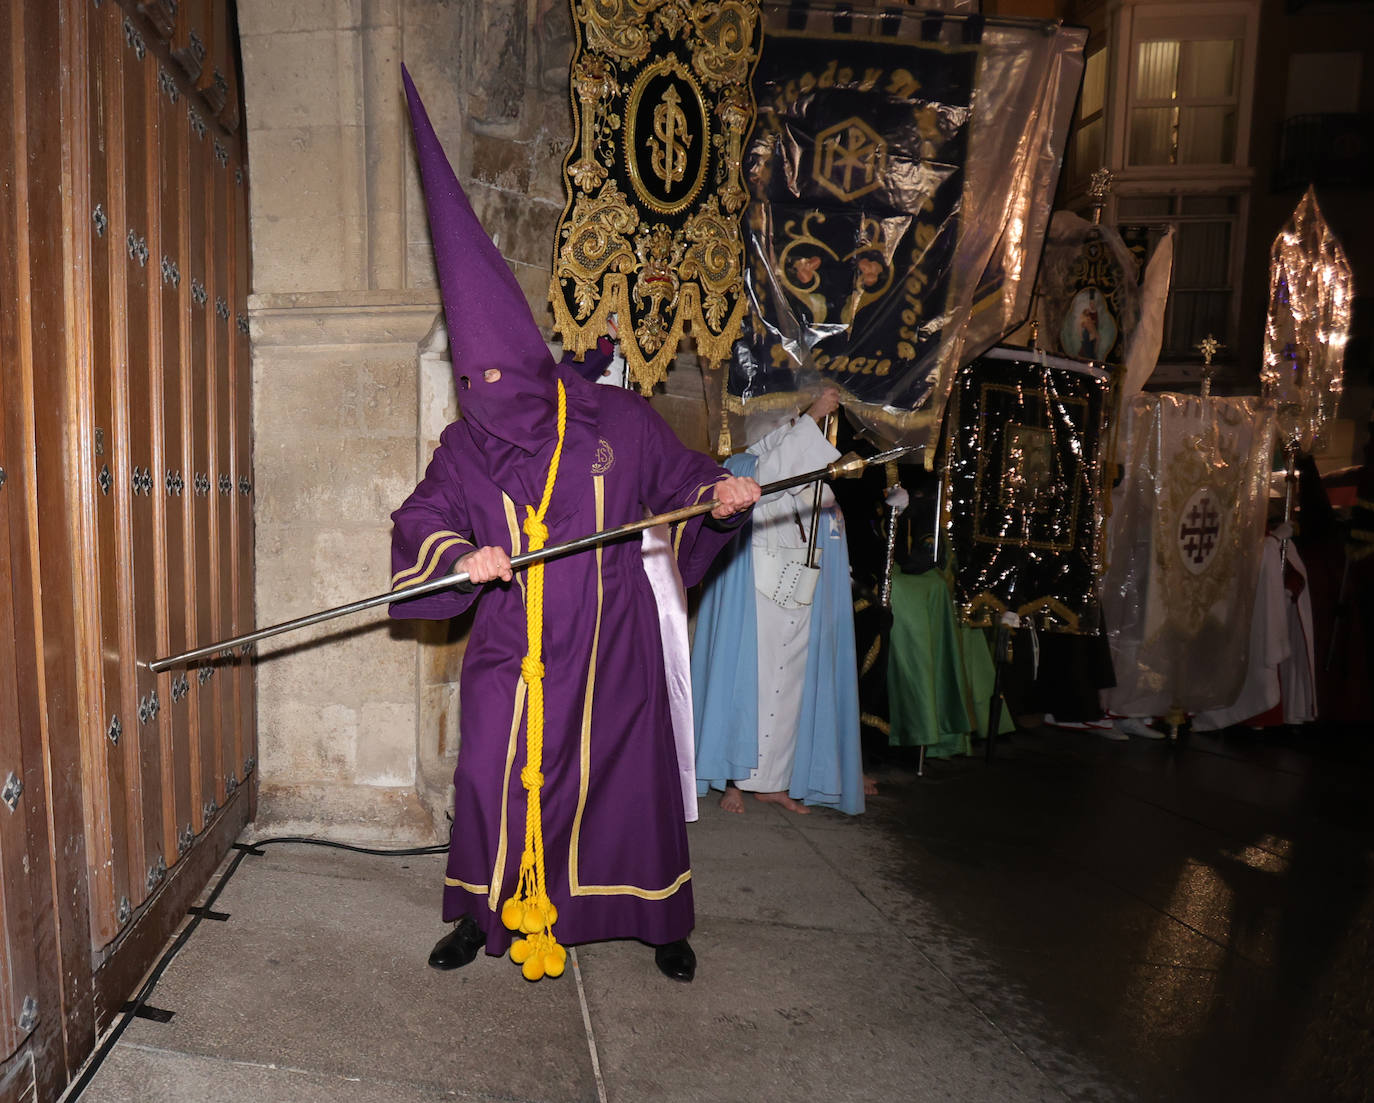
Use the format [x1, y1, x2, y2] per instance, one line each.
[650, 84, 691, 188]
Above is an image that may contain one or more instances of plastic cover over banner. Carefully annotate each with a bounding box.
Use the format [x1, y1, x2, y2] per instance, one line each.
[727, 4, 1086, 448]
[1101, 394, 1277, 717]
[943, 349, 1110, 633]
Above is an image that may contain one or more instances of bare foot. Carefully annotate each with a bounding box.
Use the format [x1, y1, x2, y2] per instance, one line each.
[863, 774, 878, 797]
[754, 791, 811, 815]
[720, 787, 745, 814]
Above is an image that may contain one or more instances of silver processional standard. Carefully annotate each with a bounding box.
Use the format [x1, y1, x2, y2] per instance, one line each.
[148, 447, 913, 672]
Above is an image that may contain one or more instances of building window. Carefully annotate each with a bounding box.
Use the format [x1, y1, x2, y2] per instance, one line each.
[1128, 36, 1240, 166]
[1118, 194, 1239, 359]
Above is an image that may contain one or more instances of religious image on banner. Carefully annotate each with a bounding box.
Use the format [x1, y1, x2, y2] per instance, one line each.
[549, 0, 762, 394]
[1101, 394, 1277, 717]
[1028, 208, 1142, 367]
[728, 5, 1085, 446]
[943, 349, 1110, 632]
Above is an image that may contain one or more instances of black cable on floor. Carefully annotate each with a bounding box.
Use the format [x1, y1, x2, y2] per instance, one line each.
[65, 833, 446, 1100]
[242, 834, 448, 857]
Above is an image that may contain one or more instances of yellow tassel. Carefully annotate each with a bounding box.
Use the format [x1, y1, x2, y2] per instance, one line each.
[500, 380, 569, 980]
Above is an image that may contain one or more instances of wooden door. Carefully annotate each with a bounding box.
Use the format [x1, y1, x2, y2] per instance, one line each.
[0, 1, 255, 1097]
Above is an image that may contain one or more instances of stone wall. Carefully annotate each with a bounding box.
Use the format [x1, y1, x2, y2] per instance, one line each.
[238, 0, 718, 841]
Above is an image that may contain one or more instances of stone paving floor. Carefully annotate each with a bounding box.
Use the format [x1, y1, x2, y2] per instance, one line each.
[76, 724, 1373, 1103]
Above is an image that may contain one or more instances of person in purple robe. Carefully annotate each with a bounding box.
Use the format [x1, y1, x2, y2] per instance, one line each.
[389, 70, 759, 984]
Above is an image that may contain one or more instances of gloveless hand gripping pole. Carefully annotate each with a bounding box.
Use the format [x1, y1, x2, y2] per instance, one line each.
[147, 447, 915, 673]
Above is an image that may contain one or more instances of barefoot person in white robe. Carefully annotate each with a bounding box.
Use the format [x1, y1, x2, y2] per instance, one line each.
[692, 389, 865, 817]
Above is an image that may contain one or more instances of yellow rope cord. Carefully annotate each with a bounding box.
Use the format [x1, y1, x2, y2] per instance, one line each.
[500, 380, 570, 981]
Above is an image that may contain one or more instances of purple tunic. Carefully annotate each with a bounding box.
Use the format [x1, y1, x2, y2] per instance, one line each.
[390, 365, 736, 952]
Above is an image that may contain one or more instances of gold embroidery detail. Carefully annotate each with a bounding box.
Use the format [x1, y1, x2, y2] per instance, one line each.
[592, 438, 616, 476]
[625, 56, 708, 216]
[552, 0, 760, 395]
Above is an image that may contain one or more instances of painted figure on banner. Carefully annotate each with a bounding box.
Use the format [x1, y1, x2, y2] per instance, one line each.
[390, 72, 760, 985]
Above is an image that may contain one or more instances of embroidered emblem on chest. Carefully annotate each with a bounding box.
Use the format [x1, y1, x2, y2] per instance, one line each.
[591, 438, 615, 476]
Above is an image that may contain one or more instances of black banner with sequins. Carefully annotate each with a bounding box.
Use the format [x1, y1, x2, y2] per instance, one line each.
[943, 349, 1110, 633]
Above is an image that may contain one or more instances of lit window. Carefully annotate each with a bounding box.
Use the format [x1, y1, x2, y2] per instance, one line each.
[1128, 37, 1240, 166]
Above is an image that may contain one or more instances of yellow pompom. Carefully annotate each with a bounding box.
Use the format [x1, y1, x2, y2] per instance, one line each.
[543, 951, 565, 978]
[521, 909, 544, 935]
[550, 942, 567, 965]
[522, 955, 546, 981]
[501, 899, 523, 932]
[509, 938, 532, 964]
[545, 902, 558, 926]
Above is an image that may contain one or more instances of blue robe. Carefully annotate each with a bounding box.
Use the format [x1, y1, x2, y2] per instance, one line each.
[692, 454, 865, 814]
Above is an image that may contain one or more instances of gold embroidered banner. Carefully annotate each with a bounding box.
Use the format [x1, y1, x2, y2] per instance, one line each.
[550, 0, 760, 393]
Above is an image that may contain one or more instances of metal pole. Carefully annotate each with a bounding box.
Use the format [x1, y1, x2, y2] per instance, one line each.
[149, 446, 914, 672]
[805, 413, 834, 569]
[879, 503, 900, 609]
[1279, 441, 1298, 573]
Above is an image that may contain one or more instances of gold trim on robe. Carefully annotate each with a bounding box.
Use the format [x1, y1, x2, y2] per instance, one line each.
[391, 529, 473, 589]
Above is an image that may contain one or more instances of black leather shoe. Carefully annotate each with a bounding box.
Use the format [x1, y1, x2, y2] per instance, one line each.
[653, 939, 696, 983]
[428, 916, 485, 970]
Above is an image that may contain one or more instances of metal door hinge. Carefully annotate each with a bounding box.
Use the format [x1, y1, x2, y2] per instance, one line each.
[165, 469, 184, 495]
[132, 465, 153, 495]
[238, 476, 252, 495]
[117, 895, 132, 925]
[146, 854, 167, 891]
[1, 772, 22, 812]
[215, 297, 229, 321]
[160, 257, 181, 288]
[171, 674, 189, 703]
[213, 140, 228, 168]
[191, 278, 207, 305]
[18, 996, 37, 1033]
[203, 799, 219, 821]
[177, 824, 195, 855]
[197, 666, 214, 685]
[123, 19, 146, 60]
[194, 472, 210, 496]
[218, 474, 232, 495]
[158, 68, 179, 103]
[236, 313, 250, 335]
[93, 204, 108, 237]
[126, 230, 149, 267]
[107, 713, 122, 746]
[188, 106, 206, 140]
[138, 692, 160, 724]
[98, 463, 112, 494]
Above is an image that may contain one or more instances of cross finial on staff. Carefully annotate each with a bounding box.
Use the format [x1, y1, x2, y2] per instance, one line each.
[1196, 333, 1224, 366]
[1196, 333, 1225, 397]
[1088, 167, 1113, 224]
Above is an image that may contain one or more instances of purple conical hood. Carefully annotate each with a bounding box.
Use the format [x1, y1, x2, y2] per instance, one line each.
[403, 67, 558, 452]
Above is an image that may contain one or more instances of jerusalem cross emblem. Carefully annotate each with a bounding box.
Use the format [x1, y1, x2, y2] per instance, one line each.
[1177, 486, 1223, 575]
